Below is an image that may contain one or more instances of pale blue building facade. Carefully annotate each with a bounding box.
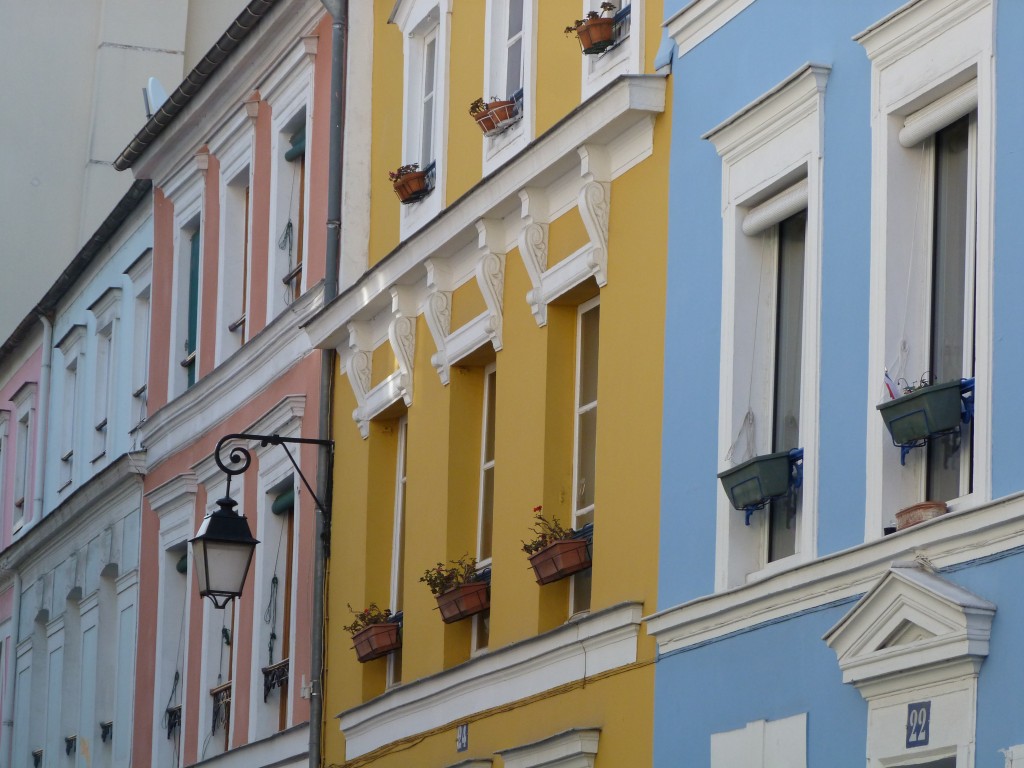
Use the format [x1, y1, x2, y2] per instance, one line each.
[649, 0, 1024, 765]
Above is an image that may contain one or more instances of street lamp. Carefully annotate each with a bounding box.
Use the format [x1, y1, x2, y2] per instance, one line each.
[190, 492, 259, 609]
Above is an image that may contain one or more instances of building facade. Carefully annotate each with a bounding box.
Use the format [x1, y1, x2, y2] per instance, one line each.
[648, 0, 1024, 765]
[305, 1, 670, 766]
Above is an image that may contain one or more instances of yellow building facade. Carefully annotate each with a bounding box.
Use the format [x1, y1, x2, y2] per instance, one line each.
[305, 1, 670, 765]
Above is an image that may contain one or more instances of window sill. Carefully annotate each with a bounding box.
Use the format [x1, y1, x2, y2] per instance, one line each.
[745, 552, 803, 585]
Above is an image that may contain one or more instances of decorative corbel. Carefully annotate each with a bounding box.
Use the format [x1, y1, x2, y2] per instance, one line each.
[345, 322, 373, 439]
[577, 144, 611, 288]
[518, 188, 550, 326]
[388, 286, 417, 407]
[423, 259, 454, 385]
[474, 219, 506, 351]
[301, 34, 319, 64]
[194, 145, 210, 175]
[243, 90, 261, 125]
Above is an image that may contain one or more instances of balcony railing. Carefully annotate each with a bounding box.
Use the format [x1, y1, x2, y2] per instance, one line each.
[210, 681, 232, 735]
[262, 658, 290, 702]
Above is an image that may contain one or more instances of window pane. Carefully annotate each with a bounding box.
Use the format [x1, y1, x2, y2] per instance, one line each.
[572, 568, 592, 614]
[579, 305, 600, 406]
[423, 38, 436, 95]
[474, 611, 490, 651]
[927, 115, 972, 502]
[479, 467, 494, 561]
[484, 370, 496, 462]
[576, 407, 597, 515]
[507, 0, 523, 38]
[773, 211, 805, 453]
[506, 38, 523, 97]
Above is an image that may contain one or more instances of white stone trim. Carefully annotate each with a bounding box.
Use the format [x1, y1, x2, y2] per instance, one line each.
[337, 602, 641, 759]
[711, 714, 806, 768]
[665, 0, 757, 58]
[496, 727, 600, 768]
[645, 489, 1024, 657]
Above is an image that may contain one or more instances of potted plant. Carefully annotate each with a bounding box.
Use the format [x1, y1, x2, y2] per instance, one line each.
[895, 500, 947, 530]
[877, 375, 970, 448]
[718, 448, 803, 524]
[389, 163, 429, 204]
[420, 555, 490, 623]
[522, 506, 591, 585]
[469, 96, 518, 136]
[565, 3, 617, 54]
[343, 602, 401, 662]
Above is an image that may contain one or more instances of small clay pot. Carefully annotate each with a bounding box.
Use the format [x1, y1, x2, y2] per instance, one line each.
[895, 501, 947, 530]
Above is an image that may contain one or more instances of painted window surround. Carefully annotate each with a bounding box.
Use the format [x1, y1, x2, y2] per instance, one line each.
[144, 471, 198, 768]
[857, 0, 994, 537]
[665, 0, 757, 58]
[710, 713, 806, 768]
[88, 287, 123, 468]
[392, 0, 452, 241]
[824, 565, 994, 768]
[705, 64, 828, 591]
[495, 727, 601, 768]
[338, 601, 641, 760]
[11, 382, 37, 534]
[387, 414, 408, 687]
[126, 251, 153, 433]
[55, 325, 86, 496]
[580, 0, 644, 103]
[210, 112, 255, 364]
[264, 43, 314, 320]
[481, 0, 536, 175]
[303, 76, 665, 438]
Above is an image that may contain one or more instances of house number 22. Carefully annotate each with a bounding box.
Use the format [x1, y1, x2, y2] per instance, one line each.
[906, 701, 931, 748]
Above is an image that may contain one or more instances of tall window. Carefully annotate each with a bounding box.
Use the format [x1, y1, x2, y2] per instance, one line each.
[183, 228, 201, 388]
[767, 211, 806, 562]
[419, 29, 438, 168]
[0, 413, 8, 518]
[132, 283, 151, 429]
[504, 0, 524, 98]
[572, 298, 600, 615]
[387, 417, 408, 687]
[93, 322, 115, 461]
[473, 367, 497, 652]
[926, 115, 975, 502]
[281, 125, 306, 305]
[59, 356, 78, 490]
[13, 409, 30, 526]
[265, 481, 294, 732]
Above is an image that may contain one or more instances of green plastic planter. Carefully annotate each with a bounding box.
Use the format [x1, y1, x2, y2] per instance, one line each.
[877, 379, 963, 445]
[718, 450, 794, 511]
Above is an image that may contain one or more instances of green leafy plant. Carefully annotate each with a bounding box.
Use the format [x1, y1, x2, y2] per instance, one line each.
[388, 163, 419, 182]
[521, 506, 574, 555]
[469, 97, 488, 116]
[420, 555, 479, 596]
[342, 602, 393, 636]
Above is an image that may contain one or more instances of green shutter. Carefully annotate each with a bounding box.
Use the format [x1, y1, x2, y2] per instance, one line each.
[284, 125, 305, 162]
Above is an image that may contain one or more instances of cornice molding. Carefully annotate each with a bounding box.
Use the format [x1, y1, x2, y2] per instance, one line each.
[665, 0, 756, 58]
[854, 0, 990, 66]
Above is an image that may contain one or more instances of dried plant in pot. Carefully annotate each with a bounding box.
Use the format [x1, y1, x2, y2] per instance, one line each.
[522, 506, 591, 585]
[420, 555, 490, 623]
[389, 163, 429, 204]
[565, 3, 618, 54]
[343, 602, 401, 662]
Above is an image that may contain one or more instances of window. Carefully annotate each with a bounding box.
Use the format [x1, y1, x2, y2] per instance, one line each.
[580, 0, 641, 100]
[178, 224, 201, 391]
[13, 408, 30, 527]
[220, 165, 252, 359]
[387, 416, 408, 687]
[277, 121, 306, 308]
[503, 0, 524, 98]
[263, 479, 295, 732]
[89, 288, 121, 464]
[473, 366, 497, 652]
[705, 65, 827, 588]
[55, 326, 85, 492]
[0, 412, 7, 513]
[857, 0, 993, 527]
[419, 29, 438, 171]
[710, 713, 807, 768]
[483, 0, 535, 172]
[571, 298, 599, 615]
[130, 270, 152, 430]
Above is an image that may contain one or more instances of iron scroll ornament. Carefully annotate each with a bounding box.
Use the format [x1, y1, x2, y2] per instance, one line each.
[213, 432, 333, 515]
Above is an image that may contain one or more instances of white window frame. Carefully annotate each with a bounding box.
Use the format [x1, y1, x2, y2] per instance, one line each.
[710, 713, 807, 768]
[579, 0, 644, 102]
[705, 65, 828, 590]
[125, 251, 153, 431]
[55, 325, 86, 494]
[394, 0, 451, 239]
[167, 171, 204, 399]
[89, 288, 122, 465]
[213, 124, 255, 363]
[858, 0, 994, 536]
[11, 384, 36, 532]
[472, 364, 497, 654]
[387, 415, 409, 687]
[0, 410, 9, 526]
[570, 296, 600, 616]
[481, 0, 537, 174]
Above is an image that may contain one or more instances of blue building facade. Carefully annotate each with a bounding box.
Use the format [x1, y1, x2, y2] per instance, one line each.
[650, 0, 1024, 764]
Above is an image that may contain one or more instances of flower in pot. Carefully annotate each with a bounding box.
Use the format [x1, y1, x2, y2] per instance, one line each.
[565, 3, 617, 54]
[343, 602, 400, 663]
[876, 374, 972, 462]
[389, 163, 429, 204]
[522, 506, 591, 585]
[420, 555, 489, 623]
[469, 96, 519, 136]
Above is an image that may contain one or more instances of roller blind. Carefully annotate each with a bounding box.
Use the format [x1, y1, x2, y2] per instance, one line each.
[899, 80, 977, 148]
[742, 179, 808, 236]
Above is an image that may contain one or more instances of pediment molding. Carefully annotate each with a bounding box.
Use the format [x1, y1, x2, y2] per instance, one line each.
[824, 565, 995, 696]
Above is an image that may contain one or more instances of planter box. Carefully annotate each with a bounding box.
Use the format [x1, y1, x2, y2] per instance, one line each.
[718, 450, 795, 511]
[575, 17, 615, 54]
[436, 581, 489, 624]
[351, 622, 401, 662]
[475, 100, 519, 136]
[877, 379, 963, 446]
[529, 538, 591, 585]
[895, 501, 947, 530]
[392, 171, 429, 204]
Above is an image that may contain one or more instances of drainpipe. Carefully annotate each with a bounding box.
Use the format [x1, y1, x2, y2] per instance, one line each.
[31, 315, 53, 524]
[1, 571, 22, 768]
[312, 2, 346, 767]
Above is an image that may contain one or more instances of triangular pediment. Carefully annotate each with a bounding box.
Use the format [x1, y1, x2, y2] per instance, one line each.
[823, 565, 995, 690]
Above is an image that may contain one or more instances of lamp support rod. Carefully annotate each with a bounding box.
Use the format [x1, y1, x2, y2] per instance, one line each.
[214, 433, 334, 515]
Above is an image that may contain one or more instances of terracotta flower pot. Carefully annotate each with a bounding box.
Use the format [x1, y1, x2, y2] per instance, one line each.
[351, 622, 401, 662]
[392, 171, 428, 204]
[575, 17, 615, 54]
[529, 538, 592, 585]
[895, 501, 947, 531]
[435, 581, 489, 623]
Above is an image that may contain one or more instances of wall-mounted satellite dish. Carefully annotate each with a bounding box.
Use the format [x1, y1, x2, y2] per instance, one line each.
[143, 77, 169, 119]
